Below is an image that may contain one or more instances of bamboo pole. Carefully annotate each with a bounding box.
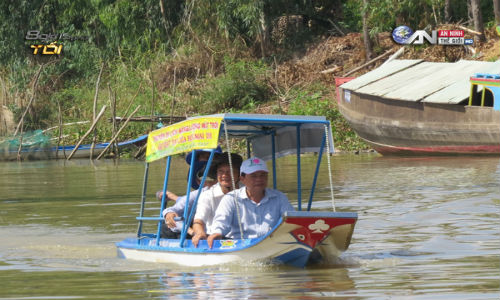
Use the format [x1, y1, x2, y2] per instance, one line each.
[16, 119, 23, 161]
[134, 143, 147, 159]
[273, 56, 283, 114]
[457, 25, 482, 36]
[150, 68, 156, 131]
[42, 121, 90, 133]
[90, 63, 104, 159]
[342, 49, 394, 77]
[14, 65, 43, 136]
[319, 66, 341, 74]
[381, 47, 405, 67]
[67, 105, 107, 160]
[108, 84, 119, 158]
[170, 67, 176, 124]
[0, 75, 5, 136]
[96, 105, 141, 160]
[122, 82, 142, 119]
[56, 101, 63, 159]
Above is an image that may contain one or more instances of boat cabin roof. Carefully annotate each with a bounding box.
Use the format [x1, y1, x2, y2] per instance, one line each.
[340, 59, 500, 104]
[188, 113, 328, 135]
[186, 113, 334, 161]
[145, 113, 334, 163]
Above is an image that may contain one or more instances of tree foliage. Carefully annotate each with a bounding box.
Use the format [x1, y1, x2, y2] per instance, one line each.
[0, 0, 496, 146]
[1, 0, 495, 81]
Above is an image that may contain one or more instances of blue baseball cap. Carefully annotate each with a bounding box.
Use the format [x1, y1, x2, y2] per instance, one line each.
[185, 146, 222, 165]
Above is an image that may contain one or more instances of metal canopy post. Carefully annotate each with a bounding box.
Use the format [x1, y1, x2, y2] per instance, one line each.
[468, 84, 475, 106]
[271, 131, 277, 189]
[179, 149, 217, 247]
[180, 149, 197, 246]
[155, 156, 172, 245]
[296, 125, 302, 211]
[246, 139, 251, 158]
[136, 162, 150, 238]
[307, 133, 327, 211]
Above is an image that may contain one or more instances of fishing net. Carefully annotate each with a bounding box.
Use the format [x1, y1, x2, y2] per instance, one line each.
[0, 130, 52, 160]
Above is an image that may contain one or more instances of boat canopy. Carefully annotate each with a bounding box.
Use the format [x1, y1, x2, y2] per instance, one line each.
[340, 59, 500, 104]
[196, 113, 334, 161]
[145, 113, 334, 163]
[139, 113, 336, 246]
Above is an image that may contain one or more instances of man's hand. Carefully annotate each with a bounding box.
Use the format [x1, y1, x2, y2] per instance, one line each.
[192, 232, 207, 248]
[192, 220, 207, 248]
[156, 190, 179, 202]
[165, 212, 178, 228]
[166, 191, 179, 201]
[207, 233, 223, 249]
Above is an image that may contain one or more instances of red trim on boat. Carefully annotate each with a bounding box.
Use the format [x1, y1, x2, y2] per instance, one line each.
[470, 77, 500, 83]
[286, 217, 356, 249]
[373, 144, 500, 155]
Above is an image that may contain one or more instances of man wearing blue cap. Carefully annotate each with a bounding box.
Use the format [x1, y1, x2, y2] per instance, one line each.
[159, 147, 222, 239]
[157, 146, 222, 201]
[206, 157, 294, 248]
[185, 147, 222, 190]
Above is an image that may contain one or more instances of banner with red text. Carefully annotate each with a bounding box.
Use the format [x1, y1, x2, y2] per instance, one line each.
[145, 117, 222, 162]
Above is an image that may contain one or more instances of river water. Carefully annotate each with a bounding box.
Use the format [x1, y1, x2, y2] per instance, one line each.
[0, 155, 498, 299]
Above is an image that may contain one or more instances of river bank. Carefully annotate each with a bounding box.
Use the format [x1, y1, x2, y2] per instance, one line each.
[1, 25, 498, 153]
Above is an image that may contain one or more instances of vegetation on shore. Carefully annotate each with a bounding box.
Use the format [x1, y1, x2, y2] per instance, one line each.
[1, 1, 498, 154]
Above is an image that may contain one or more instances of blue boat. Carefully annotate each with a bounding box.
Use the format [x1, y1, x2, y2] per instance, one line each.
[116, 113, 358, 267]
[0, 133, 148, 160]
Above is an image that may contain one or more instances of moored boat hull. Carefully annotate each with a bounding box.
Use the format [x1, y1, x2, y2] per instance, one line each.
[338, 91, 500, 155]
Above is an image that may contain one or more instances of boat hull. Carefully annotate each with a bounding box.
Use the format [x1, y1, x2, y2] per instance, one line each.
[0, 134, 147, 160]
[338, 91, 500, 155]
[117, 211, 357, 267]
[0, 144, 108, 160]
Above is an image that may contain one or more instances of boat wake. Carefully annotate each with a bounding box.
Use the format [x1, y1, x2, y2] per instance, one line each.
[0, 225, 159, 272]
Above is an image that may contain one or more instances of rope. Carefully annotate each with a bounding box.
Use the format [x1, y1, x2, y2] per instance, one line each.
[324, 125, 336, 212]
[223, 120, 245, 239]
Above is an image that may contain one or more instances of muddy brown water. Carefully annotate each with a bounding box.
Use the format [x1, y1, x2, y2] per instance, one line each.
[1, 154, 498, 299]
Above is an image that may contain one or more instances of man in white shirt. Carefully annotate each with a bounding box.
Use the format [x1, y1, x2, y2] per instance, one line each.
[156, 147, 222, 202]
[207, 157, 294, 248]
[160, 166, 216, 239]
[191, 152, 243, 247]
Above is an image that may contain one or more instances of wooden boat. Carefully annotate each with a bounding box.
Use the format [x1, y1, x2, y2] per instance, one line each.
[116, 113, 358, 267]
[337, 59, 500, 155]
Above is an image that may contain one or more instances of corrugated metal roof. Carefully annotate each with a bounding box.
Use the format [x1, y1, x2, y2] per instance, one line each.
[340, 59, 423, 90]
[340, 59, 500, 104]
[423, 60, 500, 103]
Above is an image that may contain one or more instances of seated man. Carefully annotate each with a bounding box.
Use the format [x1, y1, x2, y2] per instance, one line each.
[160, 166, 216, 239]
[207, 157, 294, 248]
[191, 152, 243, 247]
[156, 147, 222, 202]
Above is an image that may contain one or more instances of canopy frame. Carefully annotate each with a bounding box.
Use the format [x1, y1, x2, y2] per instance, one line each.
[136, 113, 336, 247]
